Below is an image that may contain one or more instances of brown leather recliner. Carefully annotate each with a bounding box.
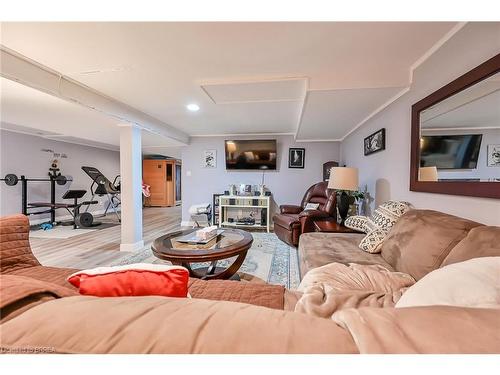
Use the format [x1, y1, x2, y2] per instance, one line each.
[273, 182, 337, 247]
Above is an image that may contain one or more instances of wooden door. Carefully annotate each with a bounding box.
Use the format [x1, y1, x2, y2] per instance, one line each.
[143, 160, 168, 206]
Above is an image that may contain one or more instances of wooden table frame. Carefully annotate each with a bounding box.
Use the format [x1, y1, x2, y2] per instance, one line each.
[152, 228, 253, 280]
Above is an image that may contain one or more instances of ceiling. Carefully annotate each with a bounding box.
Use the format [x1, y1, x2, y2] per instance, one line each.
[0, 22, 458, 144]
[0, 77, 184, 154]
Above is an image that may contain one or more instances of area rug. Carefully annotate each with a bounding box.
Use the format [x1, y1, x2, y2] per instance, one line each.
[110, 232, 301, 289]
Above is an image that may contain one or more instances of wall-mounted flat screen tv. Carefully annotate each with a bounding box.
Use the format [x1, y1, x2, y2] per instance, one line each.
[420, 134, 482, 169]
[225, 139, 277, 170]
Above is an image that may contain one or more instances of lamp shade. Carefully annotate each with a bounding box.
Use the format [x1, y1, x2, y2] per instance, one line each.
[419, 166, 438, 182]
[328, 167, 359, 191]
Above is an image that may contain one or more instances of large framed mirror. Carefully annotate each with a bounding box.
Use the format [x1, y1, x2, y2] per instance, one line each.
[410, 53, 500, 199]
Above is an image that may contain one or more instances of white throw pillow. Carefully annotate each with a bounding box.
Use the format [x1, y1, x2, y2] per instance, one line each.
[344, 215, 368, 233]
[304, 203, 320, 211]
[357, 200, 413, 254]
[396, 257, 500, 308]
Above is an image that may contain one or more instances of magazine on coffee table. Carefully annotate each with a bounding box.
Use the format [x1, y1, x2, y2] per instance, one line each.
[175, 229, 224, 244]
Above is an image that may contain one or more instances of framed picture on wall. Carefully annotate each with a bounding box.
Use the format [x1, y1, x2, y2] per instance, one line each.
[364, 128, 386, 156]
[289, 148, 305, 168]
[487, 145, 500, 167]
[323, 161, 339, 181]
[203, 150, 217, 168]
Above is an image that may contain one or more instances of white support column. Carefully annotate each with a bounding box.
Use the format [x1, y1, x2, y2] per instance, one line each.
[118, 124, 144, 251]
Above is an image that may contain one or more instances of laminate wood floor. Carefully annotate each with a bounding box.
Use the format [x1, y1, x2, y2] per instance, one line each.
[30, 206, 182, 269]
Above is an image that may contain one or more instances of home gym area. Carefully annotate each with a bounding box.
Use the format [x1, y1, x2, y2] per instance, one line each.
[0, 59, 184, 255]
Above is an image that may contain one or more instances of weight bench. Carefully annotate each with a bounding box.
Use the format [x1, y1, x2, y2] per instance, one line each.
[81, 166, 121, 222]
[29, 190, 99, 229]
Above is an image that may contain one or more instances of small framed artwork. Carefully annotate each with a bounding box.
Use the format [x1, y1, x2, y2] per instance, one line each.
[487, 144, 500, 167]
[203, 150, 217, 168]
[323, 161, 339, 181]
[289, 148, 305, 168]
[364, 128, 386, 156]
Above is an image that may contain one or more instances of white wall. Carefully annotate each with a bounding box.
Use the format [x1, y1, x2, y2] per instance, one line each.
[340, 23, 500, 225]
[0, 129, 120, 222]
[181, 135, 340, 223]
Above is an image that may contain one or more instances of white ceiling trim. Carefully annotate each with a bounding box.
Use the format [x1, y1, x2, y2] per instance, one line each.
[422, 126, 500, 132]
[295, 138, 342, 142]
[408, 22, 467, 83]
[191, 132, 295, 137]
[295, 22, 467, 143]
[0, 45, 190, 145]
[293, 78, 310, 141]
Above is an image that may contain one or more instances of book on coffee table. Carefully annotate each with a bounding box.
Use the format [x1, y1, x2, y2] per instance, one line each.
[175, 230, 224, 244]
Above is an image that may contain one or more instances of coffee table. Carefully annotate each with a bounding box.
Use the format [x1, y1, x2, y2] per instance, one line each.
[152, 228, 253, 280]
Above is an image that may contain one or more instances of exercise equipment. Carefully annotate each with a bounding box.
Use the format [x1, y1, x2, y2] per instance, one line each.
[1, 174, 69, 186]
[2, 174, 73, 223]
[82, 166, 121, 222]
[29, 190, 100, 229]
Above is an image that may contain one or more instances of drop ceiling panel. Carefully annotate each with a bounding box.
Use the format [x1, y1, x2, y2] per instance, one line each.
[201, 78, 307, 104]
[178, 100, 303, 135]
[298, 87, 404, 139]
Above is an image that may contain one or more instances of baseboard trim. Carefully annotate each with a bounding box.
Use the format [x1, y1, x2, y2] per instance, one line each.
[120, 240, 144, 252]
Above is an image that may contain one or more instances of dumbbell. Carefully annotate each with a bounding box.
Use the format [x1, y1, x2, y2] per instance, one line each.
[1, 174, 19, 186]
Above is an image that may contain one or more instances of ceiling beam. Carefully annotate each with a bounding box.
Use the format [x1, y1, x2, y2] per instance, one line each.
[0, 46, 190, 145]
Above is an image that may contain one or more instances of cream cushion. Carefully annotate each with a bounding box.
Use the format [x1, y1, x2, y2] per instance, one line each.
[344, 215, 368, 233]
[396, 257, 500, 308]
[358, 201, 413, 254]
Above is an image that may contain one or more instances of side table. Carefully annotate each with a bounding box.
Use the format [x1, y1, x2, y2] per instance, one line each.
[313, 220, 360, 233]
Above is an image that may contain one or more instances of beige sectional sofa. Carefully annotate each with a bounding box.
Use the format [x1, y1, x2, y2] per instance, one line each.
[1, 211, 499, 354]
[298, 209, 487, 280]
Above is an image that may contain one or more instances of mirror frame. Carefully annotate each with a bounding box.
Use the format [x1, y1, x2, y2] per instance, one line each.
[410, 53, 500, 199]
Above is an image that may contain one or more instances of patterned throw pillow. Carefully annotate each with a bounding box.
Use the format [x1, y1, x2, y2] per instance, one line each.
[365, 200, 413, 233]
[304, 203, 320, 210]
[358, 200, 413, 254]
[344, 215, 368, 233]
[359, 229, 388, 253]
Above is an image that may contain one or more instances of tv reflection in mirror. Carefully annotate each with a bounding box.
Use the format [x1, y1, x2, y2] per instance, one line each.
[225, 140, 277, 170]
[420, 134, 482, 169]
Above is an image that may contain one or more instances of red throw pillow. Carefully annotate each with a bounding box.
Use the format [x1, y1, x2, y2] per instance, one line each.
[67, 264, 189, 298]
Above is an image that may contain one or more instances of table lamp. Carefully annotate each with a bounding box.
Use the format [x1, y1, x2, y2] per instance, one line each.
[328, 167, 359, 225]
[418, 166, 438, 182]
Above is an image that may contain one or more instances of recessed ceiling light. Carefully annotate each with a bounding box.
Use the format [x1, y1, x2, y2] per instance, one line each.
[186, 103, 200, 112]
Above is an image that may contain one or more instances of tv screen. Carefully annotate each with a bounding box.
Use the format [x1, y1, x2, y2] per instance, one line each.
[225, 140, 277, 170]
[420, 134, 482, 169]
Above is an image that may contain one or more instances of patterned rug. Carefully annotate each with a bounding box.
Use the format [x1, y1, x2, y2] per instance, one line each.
[110, 232, 301, 289]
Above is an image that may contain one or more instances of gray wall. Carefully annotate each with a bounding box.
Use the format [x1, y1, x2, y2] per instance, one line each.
[340, 23, 500, 225]
[0, 129, 120, 222]
[181, 135, 340, 223]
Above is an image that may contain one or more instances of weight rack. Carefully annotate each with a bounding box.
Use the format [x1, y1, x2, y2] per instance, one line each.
[1, 174, 71, 224]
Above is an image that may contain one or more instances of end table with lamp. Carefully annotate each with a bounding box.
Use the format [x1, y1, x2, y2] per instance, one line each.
[327, 167, 359, 226]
